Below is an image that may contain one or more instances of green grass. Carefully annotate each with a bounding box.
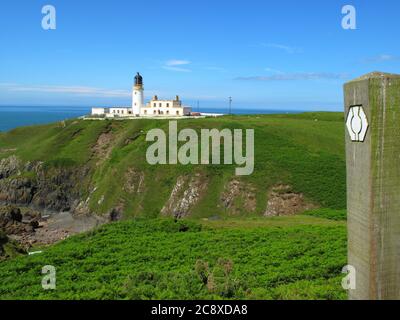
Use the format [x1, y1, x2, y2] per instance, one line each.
[0, 218, 347, 300]
[303, 209, 347, 221]
[0, 112, 346, 218]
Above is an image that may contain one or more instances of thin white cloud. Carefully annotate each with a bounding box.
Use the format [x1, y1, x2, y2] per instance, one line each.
[0, 83, 131, 97]
[165, 59, 191, 66]
[259, 43, 303, 54]
[364, 54, 400, 62]
[235, 72, 349, 81]
[162, 59, 192, 72]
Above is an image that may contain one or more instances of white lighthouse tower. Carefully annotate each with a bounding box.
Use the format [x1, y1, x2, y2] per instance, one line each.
[132, 72, 144, 116]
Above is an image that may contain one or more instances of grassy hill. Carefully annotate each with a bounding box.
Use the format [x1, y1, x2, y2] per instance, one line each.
[0, 112, 346, 218]
[0, 112, 348, 300]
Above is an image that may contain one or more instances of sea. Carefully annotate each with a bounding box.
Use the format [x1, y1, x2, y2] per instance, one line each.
[0, 106, 304, 132]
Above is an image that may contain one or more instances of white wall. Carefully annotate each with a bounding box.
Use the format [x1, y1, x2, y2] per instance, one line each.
[148, 100, 181, 108]
[140, 105, 191, 116]
[109, 108, 132, 116]
[92, 108, 106, 115]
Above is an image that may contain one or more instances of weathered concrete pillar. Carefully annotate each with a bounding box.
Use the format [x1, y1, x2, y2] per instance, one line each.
[345, 72, 400, 300]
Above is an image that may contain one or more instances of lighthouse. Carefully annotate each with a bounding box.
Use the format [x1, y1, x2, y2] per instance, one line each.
[91, 71, 193, 118]
[132, 72, 144, 116]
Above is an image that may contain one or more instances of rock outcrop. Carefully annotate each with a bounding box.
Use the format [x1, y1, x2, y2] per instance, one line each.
[0, 155, 21, 179]
[265, 184, 317, 216]
[220, 179, 257, 215]
[0, 155, 114, 252]
[0, 205, 41, 235]
[161, 174, 208, 218]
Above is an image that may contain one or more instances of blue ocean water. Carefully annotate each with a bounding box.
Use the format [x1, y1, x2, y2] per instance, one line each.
[0, 106, 303, 132]
[0, 106, 91, 132]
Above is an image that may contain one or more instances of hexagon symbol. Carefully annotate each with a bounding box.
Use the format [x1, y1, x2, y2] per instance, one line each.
[346, 105, 369, 142]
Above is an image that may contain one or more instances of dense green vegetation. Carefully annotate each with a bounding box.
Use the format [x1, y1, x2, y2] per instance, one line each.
[303, 209, 347, 221]
[0, 217, 347, 300]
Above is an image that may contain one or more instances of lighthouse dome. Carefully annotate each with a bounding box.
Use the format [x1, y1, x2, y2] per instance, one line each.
[134, 72, 143, 86]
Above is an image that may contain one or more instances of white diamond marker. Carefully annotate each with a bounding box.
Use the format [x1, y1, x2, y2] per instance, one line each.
[346, 105, 369, 142]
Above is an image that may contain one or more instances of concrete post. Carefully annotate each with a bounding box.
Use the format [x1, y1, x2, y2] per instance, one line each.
[345, 72, 400, 300]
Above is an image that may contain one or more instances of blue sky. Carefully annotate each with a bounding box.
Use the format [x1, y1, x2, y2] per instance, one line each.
[0, 0, 399, 111]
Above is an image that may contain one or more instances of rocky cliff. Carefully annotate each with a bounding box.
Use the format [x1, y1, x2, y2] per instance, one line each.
[0, 156, 89, 214]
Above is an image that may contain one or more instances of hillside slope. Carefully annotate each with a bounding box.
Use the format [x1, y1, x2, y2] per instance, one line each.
[0, 112, 346, 220]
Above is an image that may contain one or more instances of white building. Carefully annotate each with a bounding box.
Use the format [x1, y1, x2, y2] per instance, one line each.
[91, 107, 108, 115]
[140, 95, 192, 117]
[91, 73, 191, 118]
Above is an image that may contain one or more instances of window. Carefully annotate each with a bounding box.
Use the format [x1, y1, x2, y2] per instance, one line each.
[167, 103, 169, 107]
[154, 103, 156, 107]
[176, 111, 179, 115]
[159, 103, 162, 107]
[166, 110, 169, 115]
[144, 110, 147, 114]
